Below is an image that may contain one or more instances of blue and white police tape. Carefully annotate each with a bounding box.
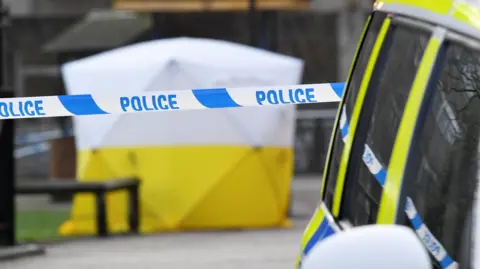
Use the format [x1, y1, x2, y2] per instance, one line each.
[16, 129, 74, 145]
[14, 142, 50, 159]
[405, 198, 457, 269]
[338, 107, 457, 269]
[0, 83, 345, 119]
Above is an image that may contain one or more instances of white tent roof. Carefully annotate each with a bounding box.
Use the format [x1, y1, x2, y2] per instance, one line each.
[63, 37, 301, 78]
[62, 37, 303, 150]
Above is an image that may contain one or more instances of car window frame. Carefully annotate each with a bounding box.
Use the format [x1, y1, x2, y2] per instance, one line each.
[338, 15, 433, 226]
[397, 29, 480, 267]
[321, 11, 387, 207]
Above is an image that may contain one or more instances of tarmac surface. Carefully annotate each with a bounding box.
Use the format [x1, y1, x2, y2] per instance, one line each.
[3, 176, 322, 269]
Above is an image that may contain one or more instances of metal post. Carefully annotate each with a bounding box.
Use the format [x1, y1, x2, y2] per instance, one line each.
[0, 0, 5, 92]
[0, 0, 15, 247]
[269, 11, 278, 52]
[0, 92, 15, 247]
[248, 0, 257, 46]
[0, 5, 46, 258]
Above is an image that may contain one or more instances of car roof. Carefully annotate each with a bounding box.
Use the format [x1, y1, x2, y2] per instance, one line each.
[375, 0, 480, 39]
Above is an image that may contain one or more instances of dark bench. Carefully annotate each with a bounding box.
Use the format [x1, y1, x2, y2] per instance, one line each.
[15, 178, 140, 237]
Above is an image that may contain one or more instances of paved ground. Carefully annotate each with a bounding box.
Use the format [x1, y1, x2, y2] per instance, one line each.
[4, 176, 322, 269]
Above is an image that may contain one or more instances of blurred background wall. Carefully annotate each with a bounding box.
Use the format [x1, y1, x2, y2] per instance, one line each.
[5, 0, 372, 179]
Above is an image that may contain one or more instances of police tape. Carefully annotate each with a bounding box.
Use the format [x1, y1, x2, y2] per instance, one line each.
[0, 83, 344, 119]
[16, 129, 74, 145]
[14, 129, 73, 158]
[338, 107, 457, 269]
[14, 142, 50, 159]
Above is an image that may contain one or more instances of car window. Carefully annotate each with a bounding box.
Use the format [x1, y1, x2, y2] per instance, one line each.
[340, 21, 429, 226]
[322, 12, 386, 209]
[402, 37, 480, 268]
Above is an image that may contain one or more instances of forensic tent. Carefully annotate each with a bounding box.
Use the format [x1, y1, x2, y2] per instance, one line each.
[59, 37, 303, 235]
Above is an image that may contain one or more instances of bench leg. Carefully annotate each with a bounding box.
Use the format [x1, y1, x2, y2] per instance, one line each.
[95, 191, 107, 237]
[128, 186, 140, 234]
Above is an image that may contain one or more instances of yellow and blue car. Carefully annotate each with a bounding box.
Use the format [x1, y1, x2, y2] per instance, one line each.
[298, 0, 480, 268]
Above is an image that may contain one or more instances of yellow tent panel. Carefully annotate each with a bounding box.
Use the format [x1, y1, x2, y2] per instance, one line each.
[59, 146, 293, 235]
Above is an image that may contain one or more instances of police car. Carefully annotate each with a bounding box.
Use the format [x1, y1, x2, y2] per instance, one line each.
[298, 1, 480, 268]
